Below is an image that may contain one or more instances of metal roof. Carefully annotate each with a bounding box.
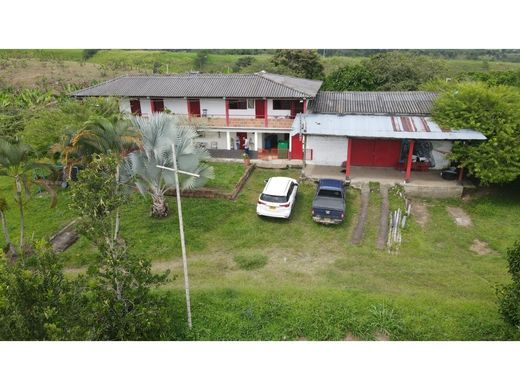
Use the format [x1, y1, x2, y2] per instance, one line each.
[291, 114, 487, 141]
[308, 91, 438, 115]
[72, 72, 323, 99]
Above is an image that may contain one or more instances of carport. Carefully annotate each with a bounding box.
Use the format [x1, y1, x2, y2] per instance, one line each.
[291, 113, 486, 183]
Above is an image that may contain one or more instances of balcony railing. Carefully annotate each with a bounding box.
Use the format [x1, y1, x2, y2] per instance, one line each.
[138, 113, 298, 129]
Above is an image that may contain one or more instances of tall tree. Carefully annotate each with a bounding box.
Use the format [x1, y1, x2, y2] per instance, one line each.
[432, 82, 520, 185]
[363, 51, 447, 91]
[322, 64, 377, 91]
[122, 113, 214, 218]
[271, 49, 325, 80]
[69, 155, 174, 340]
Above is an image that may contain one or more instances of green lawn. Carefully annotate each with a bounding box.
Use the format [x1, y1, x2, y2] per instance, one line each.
[2, 164, 520, 340]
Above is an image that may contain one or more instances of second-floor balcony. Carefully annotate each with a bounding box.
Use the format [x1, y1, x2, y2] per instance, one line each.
[140, 113, 297, 129]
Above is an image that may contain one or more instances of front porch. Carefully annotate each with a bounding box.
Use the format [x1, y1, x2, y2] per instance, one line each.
[304, 165, 465, 198]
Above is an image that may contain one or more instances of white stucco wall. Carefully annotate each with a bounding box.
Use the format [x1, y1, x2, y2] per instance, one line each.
[139, 98, 152, 115]
[196, 130, 228, 149]
[430, 141, 452, 170]
[200, 98, 225, 116]
[306, 136, 347, 166]
[119, 98, 131, 113]
[164, 98, 188, 114]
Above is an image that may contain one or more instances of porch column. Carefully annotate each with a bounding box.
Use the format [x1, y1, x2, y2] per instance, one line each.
[264, 98, 268, 128]
[345, 137, 352, 178]
[254, 131, 259, 151]
[288, 133, 292, 160]
[225, 98, 230, 127]
[303, 99, 307, 113]
[405, 139, 416, 183]
[226, 131, 231, 150]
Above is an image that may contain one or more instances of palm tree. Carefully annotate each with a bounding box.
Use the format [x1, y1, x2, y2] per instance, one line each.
[0, 196, 16, 261]
[0, 139, 56, 257]
[122, 113, 214, 218]
[51, 117, 140, 182]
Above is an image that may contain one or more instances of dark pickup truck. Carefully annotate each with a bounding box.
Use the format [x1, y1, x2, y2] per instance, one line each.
[311, 179, 346, 224]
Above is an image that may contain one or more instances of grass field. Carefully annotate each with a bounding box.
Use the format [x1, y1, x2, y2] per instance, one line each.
[1, 162, 519, 340]
[2, 49, 520, 91]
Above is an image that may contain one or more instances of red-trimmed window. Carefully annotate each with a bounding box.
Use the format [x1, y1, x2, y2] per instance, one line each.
[273, 100, 292, 110]
[228, 99, 247, 110]
[129, 99, 141, 116]
[151, 99, 165, 113]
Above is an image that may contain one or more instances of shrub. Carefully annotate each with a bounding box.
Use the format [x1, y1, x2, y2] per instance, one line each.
[233, 253, 268, 270]
[497, 240, 520, 329]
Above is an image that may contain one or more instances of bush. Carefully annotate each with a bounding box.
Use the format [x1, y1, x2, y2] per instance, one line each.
[498, 240, 520, 329]
[233, 253, 268, 270]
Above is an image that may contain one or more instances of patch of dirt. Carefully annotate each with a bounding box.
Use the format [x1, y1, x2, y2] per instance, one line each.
[351, 185, 370, 245]
[412, 202, 429, 228]
[446, 206, 473, 227]
[470, 239, 494, 256]
[344, 332, 362, 341]
[374, 332, 390, 341]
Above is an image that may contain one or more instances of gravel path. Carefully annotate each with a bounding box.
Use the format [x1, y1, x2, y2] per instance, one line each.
[376, 185, 389, 250]
[351, 185, 370, 245]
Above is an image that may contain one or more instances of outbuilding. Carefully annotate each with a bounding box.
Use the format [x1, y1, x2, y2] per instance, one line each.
[291, 91, 486, 182]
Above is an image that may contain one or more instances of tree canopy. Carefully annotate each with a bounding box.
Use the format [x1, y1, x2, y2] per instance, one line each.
[271, 49, 325, 80]
[323, 52, 447, 91]
[432, 82, 520, 185]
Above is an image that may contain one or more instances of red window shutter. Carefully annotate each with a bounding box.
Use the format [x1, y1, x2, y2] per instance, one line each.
[130, 99, 141, 116]
[151, 99, 164, 113]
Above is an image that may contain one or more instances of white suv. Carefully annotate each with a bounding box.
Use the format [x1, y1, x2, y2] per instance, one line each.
[256, 177, 299, 219]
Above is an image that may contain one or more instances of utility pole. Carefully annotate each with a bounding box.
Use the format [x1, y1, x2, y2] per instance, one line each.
[156, 144, 200, 329]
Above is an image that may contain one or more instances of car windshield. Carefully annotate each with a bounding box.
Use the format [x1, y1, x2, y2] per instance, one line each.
[260, 193, 287, 203]
[317, 189, 342, 198]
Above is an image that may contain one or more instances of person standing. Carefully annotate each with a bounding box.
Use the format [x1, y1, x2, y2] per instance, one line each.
[243, 137, 250, 157]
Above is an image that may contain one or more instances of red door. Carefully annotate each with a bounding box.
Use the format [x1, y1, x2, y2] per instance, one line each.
[290, 134, 303, 159]
[237, 132, 248, 149]
[350, 139, 402, 167]
[255, 99, 265, 119]
[130, 99, 141, 116]
[151, 99, 164, 113]
[188, 99, 201, 117]
[374, 140, 402, 167]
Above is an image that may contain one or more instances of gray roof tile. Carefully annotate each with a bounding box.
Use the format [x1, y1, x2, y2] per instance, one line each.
[309, 91, 438, 115]
[72, 72, 323, 99]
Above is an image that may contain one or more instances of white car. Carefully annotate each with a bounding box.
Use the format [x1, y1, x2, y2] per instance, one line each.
[256, 177, 299, 219]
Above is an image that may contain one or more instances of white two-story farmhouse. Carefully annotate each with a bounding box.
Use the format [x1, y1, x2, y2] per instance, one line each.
[72, 71, 486, 184]
[72, 71, 321, 160]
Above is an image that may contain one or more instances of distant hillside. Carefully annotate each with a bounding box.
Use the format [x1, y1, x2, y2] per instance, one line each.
[1, 49, 520, 92]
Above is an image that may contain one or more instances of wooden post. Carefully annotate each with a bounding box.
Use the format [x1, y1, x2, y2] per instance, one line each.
[405, 139, 415, 183]
[264, 98, 268, 128]
[225, 98, 229, 127]
[345, 138, 352, 178]
[171, 144, 193, 329]
[303, 99, 307, 113]
[458, 165, 464, 183]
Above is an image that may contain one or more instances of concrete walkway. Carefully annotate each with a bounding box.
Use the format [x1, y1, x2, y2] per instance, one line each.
[304, 165, 464, 198]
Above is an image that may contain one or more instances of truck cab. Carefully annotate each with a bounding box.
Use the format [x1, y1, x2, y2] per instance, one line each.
[311, 179, 346, 224]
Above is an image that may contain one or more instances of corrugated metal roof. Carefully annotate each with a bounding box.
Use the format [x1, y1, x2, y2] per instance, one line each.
[291, 114, 487, 141]
[72, 72, 323, 99]
[308, 91, 438, 115]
